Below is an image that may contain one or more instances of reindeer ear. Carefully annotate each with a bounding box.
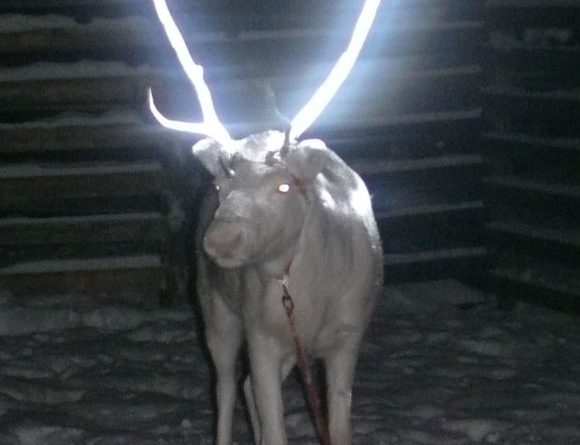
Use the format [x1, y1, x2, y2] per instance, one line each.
[192, 138, 232, 177]
[285, 139, 331, 183]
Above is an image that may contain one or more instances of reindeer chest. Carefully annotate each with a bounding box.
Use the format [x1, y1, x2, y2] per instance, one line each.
[242, 276, 330, 352]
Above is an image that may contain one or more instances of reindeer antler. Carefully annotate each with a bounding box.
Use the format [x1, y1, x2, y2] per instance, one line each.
[148, 0, 231, 145]
[149, 0, 380, 146]
[289, 0, 381, 141]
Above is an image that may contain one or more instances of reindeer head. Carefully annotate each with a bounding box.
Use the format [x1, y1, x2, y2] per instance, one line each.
[148, 0, 380, 269]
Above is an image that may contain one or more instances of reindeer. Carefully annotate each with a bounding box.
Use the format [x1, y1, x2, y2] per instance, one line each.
[148, 1, 383, 444]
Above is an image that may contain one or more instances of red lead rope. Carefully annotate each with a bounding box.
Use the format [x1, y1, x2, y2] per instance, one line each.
[281, 282, 332, 445]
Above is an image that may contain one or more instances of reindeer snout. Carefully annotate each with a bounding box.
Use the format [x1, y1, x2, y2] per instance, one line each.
[203, 220, 249, 267]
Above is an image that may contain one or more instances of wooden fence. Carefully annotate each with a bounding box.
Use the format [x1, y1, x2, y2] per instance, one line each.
[483, 0, 580, 311]
[0, 0, 487, 302]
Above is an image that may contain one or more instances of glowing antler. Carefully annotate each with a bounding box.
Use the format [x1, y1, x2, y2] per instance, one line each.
[289, 0, 381, 141]
[148, 0, 231, 145]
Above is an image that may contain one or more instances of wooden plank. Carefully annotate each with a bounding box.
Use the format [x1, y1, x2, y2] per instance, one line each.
[0, 121, 168, 154]
[483, 45, 580, 79]
[488, 220, 580, 258]
[310, 108, 482, 140]
[0, 62, 481, 120]
[484, 176, 580, 229]
[487, 1, 580, 8]
[0, 20, 483, 64]
[367, 172, 482, 213]
[0, 255, 164, 301]
[381, 223, 483, 256]
[487, 221, 580, 262]
[483, 86, 580, 133]
[383, 247, 488, 283]
[483, 132, 580, 184]
[487, 268, 580, 313]
[0, 0, 483, 21]
[485, 175, 580, 199]
[327, 118, 483, 160]
[377, 200, 485, 220]
[0, 195, 163, 219]
[0, 74, 156, 112]
[377, 201, 486, 251]
[0, 213, 166, 246]
[484, 132, 580, 161]
[0, 161, 166, 207]
[0, 108, 481, 156]
[486, 4, 580, 29]
[354, 155, 483, 211]
[352, 154, 482, 176]
[0, 0, 142, 12]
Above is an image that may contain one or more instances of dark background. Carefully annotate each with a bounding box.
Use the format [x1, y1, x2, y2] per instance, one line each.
[0, 0, 578, 312]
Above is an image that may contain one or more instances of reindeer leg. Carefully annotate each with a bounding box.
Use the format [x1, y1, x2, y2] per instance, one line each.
[205, 295, 243, 445]
[325, 341, 359, 445]
[247, 334, 289, 445]
[243, 375, 260, 444]
[244, 355, 296, 444]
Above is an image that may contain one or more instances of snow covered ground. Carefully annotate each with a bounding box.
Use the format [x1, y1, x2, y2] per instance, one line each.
[0, 280, 579, 445]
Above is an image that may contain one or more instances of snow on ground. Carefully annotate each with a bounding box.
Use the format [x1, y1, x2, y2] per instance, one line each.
[0, 280, 579, 444]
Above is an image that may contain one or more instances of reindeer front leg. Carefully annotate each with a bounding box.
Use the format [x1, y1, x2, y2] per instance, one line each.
[247, 333, 287, 445]
[325, 340, 360, 445]
[244, 355, 296, 444]
[205, 295, 243, 445]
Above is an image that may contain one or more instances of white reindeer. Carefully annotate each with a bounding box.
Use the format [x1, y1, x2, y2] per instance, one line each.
[148, 1, 383, 444]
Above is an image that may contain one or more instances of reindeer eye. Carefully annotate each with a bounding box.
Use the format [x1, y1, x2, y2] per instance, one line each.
[214, 184, 220, 192]
[277, 183, 290, 194]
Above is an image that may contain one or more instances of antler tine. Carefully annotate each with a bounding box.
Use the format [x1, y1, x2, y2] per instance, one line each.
[148, 88, 214, 134]
[150, 0, 231, 145]
[289, 0, 381, 142]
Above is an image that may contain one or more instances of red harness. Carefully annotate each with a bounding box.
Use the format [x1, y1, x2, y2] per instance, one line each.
[279, 174, 331, 445]
[281, 273, 332, 445]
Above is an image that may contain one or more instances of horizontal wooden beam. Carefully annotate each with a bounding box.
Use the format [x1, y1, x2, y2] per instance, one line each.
[487, 3, 580, 30]
[0, 255, 164, 301]
[486, 221, 580, 265]
[0, 109, 482, 157]
[0, 62, 482, 123]
[383, 247, 488, 283]
[377, 201, 486, 251]
[0, 74, 156, 112]
[0, 19, 483, 66]
[377, 200, 484, 219]
[0, 120, 169, 154]
[485, 175, 580, 199]
[0, 161, 166, 209]
[484, 175, 580, 242]
[483, 45, 580, 78]
[484, 131, 580, 160]
[487, 1, 580, 8]
[486, 268, 580, 314]
[0, 212, 166, 246]
[352, 154, 482, 176]
[0, 0, 483, 20]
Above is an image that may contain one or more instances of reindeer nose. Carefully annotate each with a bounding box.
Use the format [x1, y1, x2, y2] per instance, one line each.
[203, 222, 246, 263]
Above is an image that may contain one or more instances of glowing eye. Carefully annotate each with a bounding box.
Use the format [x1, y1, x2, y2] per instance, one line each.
[214, 184, 220, 192]
[277, 183, 290, 194]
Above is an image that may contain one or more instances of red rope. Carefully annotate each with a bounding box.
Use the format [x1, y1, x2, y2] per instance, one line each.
[282, 283, 332, 445]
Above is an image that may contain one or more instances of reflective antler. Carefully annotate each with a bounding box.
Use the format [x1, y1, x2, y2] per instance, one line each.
[148, 0, 232, 145]
[149, 0, 380, 146]
[289, 0, 381, 141]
